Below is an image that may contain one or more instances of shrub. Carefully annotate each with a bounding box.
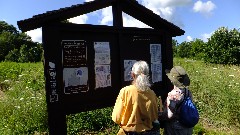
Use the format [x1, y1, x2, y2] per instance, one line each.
[204, 27, 240, 64]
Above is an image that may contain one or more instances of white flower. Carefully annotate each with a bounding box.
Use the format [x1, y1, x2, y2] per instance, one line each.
[15, 106, 20, 109]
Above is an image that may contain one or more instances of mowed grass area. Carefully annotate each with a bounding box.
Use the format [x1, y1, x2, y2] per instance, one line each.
[0, 58, 239, 135]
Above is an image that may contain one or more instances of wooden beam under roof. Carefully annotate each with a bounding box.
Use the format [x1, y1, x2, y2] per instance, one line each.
[17, 0, 117, 32]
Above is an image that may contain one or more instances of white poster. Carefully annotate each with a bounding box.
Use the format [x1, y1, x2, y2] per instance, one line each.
[94, 42, 111, 88]
[94, 42, 110, 65]
[63, 67, 88, 93]
[151, 63, 162, 83]
[150, 44, 162, 83]
[150, 44, 161, 63]
[95, 65, 111, 88]
[124, 60, 137, 81]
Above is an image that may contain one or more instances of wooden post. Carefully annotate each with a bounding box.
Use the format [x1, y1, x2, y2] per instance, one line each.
[112, 0, 123, 27]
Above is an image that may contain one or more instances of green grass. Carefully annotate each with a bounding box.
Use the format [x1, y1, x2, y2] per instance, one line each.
[174, 58, 240, 135]
[0, 62, 47, 135]
[0, 58, 239, 135]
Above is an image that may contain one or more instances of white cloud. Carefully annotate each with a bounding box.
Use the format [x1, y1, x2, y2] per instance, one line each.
[201, 32, 212, 42]
[193, 0, 216, 17]
[123, 13, 151, 28]
[97, 0, 191, 28]
[68, 15, 88, 24]
[186, 36, 193, 41]
[26, 15, 88, 43]
[1, 19, 7, 22]
[26, 28, 42, 43]
[142, 0, 191, 7]
[139, 0, 191, 28]
[99, 7, 113, 25]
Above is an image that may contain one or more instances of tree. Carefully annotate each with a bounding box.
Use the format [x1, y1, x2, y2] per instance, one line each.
[190, 38, 206, 60]
[0, 21, 18, 34]
[205, 27, 240, 64]
[0, 21, 43, 62]
[176, 41, 192, 58]
[172, 39, 179, 57]
[0, 31, 15, 61]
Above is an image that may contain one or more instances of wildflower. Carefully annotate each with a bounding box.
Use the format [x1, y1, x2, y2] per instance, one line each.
[15, 106, 20, 109]
[4, 80, 9, 82]
[229, 75, 234, 77]
[213, 68, 217, 70]
[20, 98, 24, 101]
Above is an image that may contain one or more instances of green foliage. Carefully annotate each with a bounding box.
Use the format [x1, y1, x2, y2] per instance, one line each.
[175, 41, 192, 58]
[0, 21, 43, 62]
[4, 49, 20, 62]
[190, 39, 206, 60]
[174, 27, 240, 65]
[0, 62, 47, 135]
[0, 31, 16, 61]
[204, 27, 240, 64]
[0, 21, 18, 34]
[172, 39, 179, 57]
[67, 108, 118, 135]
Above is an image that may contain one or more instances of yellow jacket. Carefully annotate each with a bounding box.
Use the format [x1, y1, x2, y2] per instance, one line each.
[112, 85, 158, 133]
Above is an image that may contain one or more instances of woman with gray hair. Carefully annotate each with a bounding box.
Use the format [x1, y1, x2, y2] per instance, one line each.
[112, 60, 161, 135]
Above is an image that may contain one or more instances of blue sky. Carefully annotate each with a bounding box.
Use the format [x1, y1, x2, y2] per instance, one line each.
[0, 0, 239, 43]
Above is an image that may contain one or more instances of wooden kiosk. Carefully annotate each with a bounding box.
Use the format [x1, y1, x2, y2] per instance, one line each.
[17, 0, 184, 134]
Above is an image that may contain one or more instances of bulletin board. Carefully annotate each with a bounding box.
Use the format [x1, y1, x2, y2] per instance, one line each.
[43, 23, 167, 114]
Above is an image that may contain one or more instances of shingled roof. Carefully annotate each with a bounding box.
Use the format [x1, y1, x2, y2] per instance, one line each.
[17, 0, 184, 36]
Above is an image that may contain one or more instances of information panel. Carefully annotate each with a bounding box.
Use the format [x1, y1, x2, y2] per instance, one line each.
[62, 40, 89, 94]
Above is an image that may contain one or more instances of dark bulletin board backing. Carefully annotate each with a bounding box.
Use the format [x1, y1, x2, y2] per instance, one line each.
[42, 23, 171, 134]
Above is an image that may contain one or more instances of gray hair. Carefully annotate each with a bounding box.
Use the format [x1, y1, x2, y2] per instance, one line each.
[131, 61, 151, 91]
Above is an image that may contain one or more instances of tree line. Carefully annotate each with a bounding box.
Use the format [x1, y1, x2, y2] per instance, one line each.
[0, 21, 42, 62]
[173, 27, 240, 65]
